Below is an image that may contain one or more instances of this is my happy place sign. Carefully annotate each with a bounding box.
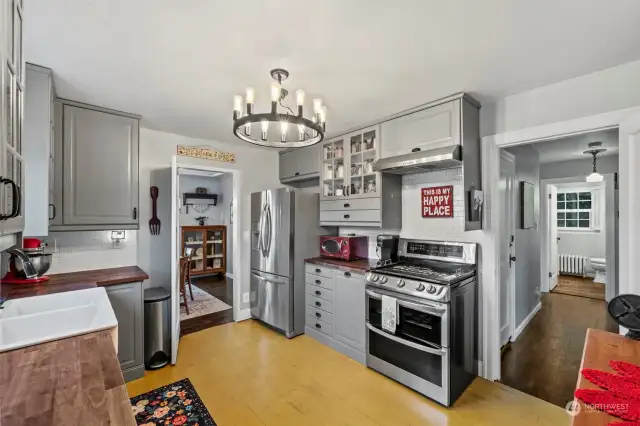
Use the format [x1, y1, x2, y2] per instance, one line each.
[421, 185, 454, 218]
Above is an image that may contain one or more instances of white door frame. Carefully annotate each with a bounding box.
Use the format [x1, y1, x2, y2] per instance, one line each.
[173, 158, 243, 324]
[482, 106, 640, 381]
[498, 149, 516, 347]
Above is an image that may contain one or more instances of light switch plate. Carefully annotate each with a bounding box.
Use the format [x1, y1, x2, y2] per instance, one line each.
[242, 292, 250, 303]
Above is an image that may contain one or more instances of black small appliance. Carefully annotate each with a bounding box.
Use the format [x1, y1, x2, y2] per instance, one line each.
[376, 234, 399, 265]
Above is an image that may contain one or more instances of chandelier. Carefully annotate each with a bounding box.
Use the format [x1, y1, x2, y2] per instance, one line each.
[232, 68, 326, 148]
[583, 142, 606, 183]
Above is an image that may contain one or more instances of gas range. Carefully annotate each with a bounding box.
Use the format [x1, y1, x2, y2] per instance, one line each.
[365, 239, 477, 302]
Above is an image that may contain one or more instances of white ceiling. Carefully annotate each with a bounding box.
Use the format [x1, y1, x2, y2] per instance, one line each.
[533, 129, 619, 163]
[24, 0, 640, 145]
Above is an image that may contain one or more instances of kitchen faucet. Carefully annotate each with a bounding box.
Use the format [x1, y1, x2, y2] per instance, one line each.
[6, 247, 38, 279]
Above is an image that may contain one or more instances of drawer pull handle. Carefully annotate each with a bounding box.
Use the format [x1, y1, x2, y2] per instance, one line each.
[315, 280, 321, 284]
[315, 323, 322, 329]
[315, 290, 321, 295]
[315, 268, 321, 273]
[315, 312, 321, 318]
[344, 271, 351, 277]
[315, 301, 321, 307]
[344, 203, 350, 208]
[344, 214, 350, 219]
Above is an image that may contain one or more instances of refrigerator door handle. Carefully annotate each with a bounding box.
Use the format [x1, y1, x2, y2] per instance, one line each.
[258, 203, 267, 257]
[251, 271, 287, 285]
[265, 202, 273, 257]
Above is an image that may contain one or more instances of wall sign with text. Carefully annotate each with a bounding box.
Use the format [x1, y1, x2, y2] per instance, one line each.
[421, 185, 454, 218]
[177, 145, 236, 163]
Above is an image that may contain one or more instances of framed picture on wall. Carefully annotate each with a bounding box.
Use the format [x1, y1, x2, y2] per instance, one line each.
[520, 181, 535, 229]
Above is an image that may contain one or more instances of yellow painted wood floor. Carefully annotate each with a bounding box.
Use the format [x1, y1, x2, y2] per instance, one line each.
[127, 320, 570, 426]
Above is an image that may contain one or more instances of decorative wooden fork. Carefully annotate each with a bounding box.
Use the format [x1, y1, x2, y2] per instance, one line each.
[149, 186, 161, 235]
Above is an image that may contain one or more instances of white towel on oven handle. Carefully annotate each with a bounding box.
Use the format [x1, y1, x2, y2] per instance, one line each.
[381, 294, 398, 333]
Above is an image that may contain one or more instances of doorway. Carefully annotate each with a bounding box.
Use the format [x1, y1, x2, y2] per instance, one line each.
[177, 167, 235, 336]
[163, 157, 242, 365]
[497, 130, 620, 407]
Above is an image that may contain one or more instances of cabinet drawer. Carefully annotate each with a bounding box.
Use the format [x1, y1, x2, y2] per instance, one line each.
[307, 315, 333, 337]
[307, 305, 333, 325]
[320, 209, 381, 223]
[305, 273, 334, 291]
[305, 263, 335, 279]
[306, 283, 333, 301]
[320, 198, 381, 211]
[306, 294, 333, 313]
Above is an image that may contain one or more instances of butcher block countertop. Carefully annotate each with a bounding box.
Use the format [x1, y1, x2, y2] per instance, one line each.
[0, 330, 135, 426]
[572, 328, 640, 426]
[305, 257, 378, 273]
[1, 266, 149, 299]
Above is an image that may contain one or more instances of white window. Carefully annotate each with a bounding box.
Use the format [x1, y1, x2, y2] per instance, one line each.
[557, 191, 592, 230]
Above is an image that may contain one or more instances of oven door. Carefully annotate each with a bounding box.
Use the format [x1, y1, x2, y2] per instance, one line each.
[365, 287, 451, 406]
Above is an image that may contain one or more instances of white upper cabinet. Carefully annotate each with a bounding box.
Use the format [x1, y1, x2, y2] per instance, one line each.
[380, 99, 461, 158]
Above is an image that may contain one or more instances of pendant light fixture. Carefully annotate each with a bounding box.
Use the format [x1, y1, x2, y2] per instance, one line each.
[232, 69, 325, 148]
[583, 142, 606, 183]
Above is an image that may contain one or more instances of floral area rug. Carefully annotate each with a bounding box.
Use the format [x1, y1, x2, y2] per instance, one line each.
[130, 378, 216, 426]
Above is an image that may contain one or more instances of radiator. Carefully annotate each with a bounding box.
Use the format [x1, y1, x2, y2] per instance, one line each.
[559, 254, 587, 277]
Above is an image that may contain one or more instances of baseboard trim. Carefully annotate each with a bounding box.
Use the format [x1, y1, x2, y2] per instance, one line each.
[226, 273, 235, 280]
[513, 302, 542, 341]
[235, 308, 251, 322]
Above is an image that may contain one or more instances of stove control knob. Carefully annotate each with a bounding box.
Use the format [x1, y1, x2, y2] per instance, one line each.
[427, 284, 437, 294]
[397, 279, 406, 288]
[371, 275, 379, 282]
[379, 276, 388, 284]
[416, 283, 426, 292]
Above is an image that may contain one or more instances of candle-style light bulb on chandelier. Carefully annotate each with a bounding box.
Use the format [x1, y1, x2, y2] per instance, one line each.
[583, 142, 607, 183]
[232, 68, 325, 148]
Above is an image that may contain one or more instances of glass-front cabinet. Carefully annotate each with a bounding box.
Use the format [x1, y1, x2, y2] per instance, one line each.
[320, 136, 346, 199]
[1, 0, 25, 235]
[181, 225, 227, 277]
[320, 125, 380, 200]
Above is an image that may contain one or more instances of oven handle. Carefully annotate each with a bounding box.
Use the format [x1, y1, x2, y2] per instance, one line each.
[365, 289, 446, 317]
[366, 323, 447, 356]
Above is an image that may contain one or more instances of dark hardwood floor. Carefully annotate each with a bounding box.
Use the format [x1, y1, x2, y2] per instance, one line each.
[500, 292, 617, 407]
[180, 276, 234, 337]
[551, 274, 605, 300]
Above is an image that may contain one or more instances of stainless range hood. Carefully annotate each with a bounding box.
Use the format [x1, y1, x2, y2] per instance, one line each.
[373, 145, 462, 175]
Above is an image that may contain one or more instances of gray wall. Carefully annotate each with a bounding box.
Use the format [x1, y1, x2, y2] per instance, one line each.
[540, 155, 618, 180]
[506, 146, 541, 326]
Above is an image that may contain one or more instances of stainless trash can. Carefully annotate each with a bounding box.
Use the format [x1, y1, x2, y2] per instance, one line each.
[144, 287, 171, 369]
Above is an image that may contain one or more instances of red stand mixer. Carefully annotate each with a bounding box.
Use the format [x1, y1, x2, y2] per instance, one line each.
[2, 238, 52, 284]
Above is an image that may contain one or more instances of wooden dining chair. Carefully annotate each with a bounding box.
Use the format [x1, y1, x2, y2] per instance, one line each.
[179, 256, 190, 315]
[184, 248, 195, 301]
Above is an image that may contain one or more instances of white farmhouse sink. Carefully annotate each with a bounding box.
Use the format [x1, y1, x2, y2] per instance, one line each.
[0, 287, 118, 353]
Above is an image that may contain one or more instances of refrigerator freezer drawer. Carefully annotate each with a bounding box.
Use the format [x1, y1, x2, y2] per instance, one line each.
[250, 270, 292, 334]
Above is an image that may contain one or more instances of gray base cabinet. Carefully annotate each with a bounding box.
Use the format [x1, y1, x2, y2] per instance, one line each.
[304, 263, 366, 364]
[105, 281, 144, 382]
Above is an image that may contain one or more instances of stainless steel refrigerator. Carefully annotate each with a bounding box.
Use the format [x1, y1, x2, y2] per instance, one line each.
[250, 188, 330, 338]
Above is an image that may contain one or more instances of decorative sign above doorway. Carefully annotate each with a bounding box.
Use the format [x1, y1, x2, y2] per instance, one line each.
[421, 185, 454, 218]
[177, 145, 236, 163]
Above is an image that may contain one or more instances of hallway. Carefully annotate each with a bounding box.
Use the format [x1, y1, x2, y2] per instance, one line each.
[500, 292, 617, 407]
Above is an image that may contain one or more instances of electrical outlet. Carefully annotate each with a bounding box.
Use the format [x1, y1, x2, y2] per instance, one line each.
[242, 292, 250, 304]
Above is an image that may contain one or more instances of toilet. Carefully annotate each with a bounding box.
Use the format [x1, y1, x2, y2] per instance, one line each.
[590, 257, 607, 284]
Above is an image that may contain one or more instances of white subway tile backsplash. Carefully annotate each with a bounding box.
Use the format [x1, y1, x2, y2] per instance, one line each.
[42, 230, 138, 274]
[339, 168, 469, 258]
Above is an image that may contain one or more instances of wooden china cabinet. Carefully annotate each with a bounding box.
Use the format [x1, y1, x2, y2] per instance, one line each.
[180, 225, 226, 277]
